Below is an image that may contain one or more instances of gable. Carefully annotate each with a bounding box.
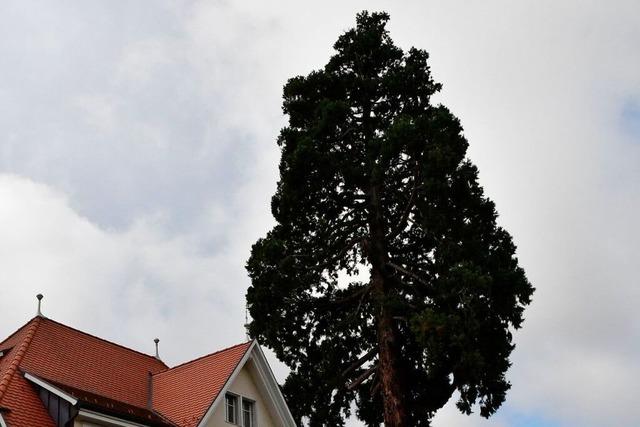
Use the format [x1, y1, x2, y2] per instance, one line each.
[203, 362, 276, 427]
[152, 342, 252, 427]
[197, 344, 296, 427]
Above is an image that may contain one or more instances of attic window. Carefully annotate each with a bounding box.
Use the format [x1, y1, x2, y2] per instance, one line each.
[0, 348, 10, 358]
[242, 398, 255, 427]
[225, 393, 238, 424]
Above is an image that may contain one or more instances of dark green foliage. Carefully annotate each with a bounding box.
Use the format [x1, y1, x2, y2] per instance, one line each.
[246, 11, 533, 426]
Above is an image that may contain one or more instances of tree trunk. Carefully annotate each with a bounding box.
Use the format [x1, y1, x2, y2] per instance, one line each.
[373, 268, 409, 426]
[368, 184, 410, 426]
[361, 90, 409, 425]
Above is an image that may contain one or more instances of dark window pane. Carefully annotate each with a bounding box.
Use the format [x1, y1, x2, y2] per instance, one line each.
[242, 399, 254, 427]
[226, 394, 237, 423]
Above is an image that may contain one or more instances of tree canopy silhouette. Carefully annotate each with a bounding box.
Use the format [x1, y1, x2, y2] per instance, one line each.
[246, 11, 533, 427]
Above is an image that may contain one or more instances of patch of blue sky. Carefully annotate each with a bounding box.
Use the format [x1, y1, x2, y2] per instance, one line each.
[620, 99, 640, 138]
[499, 408, 563, 427]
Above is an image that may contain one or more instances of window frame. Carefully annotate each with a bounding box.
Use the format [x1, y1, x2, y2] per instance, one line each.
[225, 392, 239, 425]
[241, 397, 256, 427]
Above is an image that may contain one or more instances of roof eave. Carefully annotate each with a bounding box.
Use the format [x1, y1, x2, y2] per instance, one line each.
[76, 404, 177, 427]
[23, 372, 78, 405]
[76, 409, 154, 427]
[251, 343, 297, 426]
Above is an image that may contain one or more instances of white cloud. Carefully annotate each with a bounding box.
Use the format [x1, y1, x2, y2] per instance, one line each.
[116, 39, 177, 84]
[0, 174, 249, 366]
[72, 94, 118, 132]
[432, 400, 509, 427]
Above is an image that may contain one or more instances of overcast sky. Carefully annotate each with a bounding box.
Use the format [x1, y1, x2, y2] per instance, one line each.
[0, 1, 638, 426]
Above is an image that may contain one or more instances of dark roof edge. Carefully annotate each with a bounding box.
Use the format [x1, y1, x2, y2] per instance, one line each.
[77, 401, 177, 427]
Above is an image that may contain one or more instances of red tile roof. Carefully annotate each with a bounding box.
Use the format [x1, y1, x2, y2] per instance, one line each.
[153, 341, 253, 427]
[0, 318, 54, 427]
[0, 317, 40, 402]
[20, 317, 168, 409]
[0, 316, 254, 427]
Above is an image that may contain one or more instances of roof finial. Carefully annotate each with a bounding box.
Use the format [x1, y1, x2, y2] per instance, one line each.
[36, 294, 44, 317]
[154, 338, 160, 359]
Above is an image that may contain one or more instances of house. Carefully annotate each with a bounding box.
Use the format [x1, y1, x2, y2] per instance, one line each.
[0, 311, 296, 427]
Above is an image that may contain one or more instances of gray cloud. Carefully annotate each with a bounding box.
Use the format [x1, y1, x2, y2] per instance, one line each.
[0, 1, 638, 426]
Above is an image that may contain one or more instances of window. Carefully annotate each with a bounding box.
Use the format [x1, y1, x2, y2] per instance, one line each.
[242, 398, 255, 427]
[226, 392, 255, 426]
[225, 394, 238, 424]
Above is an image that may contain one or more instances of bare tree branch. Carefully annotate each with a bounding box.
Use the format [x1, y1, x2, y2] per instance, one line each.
[341, 348, 377, 378]
[346, 364, 378, 390]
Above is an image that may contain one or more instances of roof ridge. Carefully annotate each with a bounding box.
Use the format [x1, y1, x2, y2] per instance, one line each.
[0, 317, 36, 350]
[0, 317, 42, 404]
[154, 340, 253, 376]
[40, 317, 168, 369]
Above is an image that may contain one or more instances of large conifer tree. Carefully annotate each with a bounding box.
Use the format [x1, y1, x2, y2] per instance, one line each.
[246, 11, 533, 426]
